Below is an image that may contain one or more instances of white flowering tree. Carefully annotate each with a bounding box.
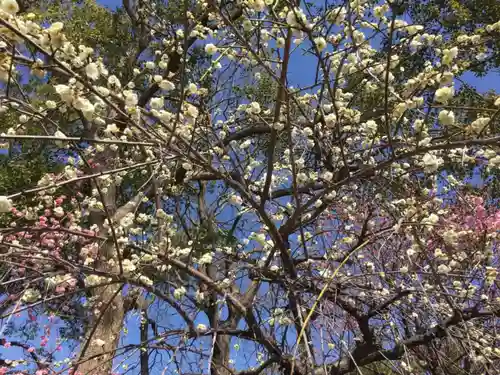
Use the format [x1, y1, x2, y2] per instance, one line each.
[0, 0, 500, 375]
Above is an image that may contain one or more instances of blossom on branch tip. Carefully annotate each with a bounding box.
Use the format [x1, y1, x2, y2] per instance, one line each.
[314, 37, 327, 51]
[435, 86, 454, 104]
[196, 323, 208, 333]
[173, 286, 186, 300]
[205, 43, 218, 55]
[0, 196, 12, 213]
[0, 0, 19, 15]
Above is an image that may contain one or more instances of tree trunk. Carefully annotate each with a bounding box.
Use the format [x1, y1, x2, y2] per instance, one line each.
[78, 196, 126, 375]
[77, 146, 129, 375]
[206, 261, 235, 375]
[78, 278, 124, 375]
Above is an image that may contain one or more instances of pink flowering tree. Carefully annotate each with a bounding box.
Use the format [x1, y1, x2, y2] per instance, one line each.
[0, 0, 499, 375]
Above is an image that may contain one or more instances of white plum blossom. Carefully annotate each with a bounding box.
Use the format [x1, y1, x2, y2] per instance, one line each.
[248, 232, 266, 246]
[0, 0, 19, 15]
[361, 120, 378, 135]
[437, 264, 451, 274]
[205, 43, 218, 55]
[21, 289, 41, 303]
[85, 62, 100, 80]
[247, 102, 261, 115]
[442, 47, 458, 65]
[0, 196, 12, 213]
[187, 83, 198, 94]
[54, 84, 73, 104]
[352, 30, 365, 44]
[195, 290, 205, 303]
[314, 37, 327, 51]
[327, 7, 346, 24]
[120, 213, 135, 229]
[196, 323, 208, 333]
[229, 194, 243, 205]
[96, 86, 110, 97]
[85, 275, 106, 287]
[138, 275, 153, 286]
[286, 8, 307, 28]
[422, 153, 442, 173]
[324, 113, 336, 128]
[73, 97, 95, 119]
[470, 117, 490, 134]
[124, 91, 138, 107]
[173, 286, 186, 300]
[53, 206, 64, 218]
[438, 72, 454, 86]
[47, 21, 64, 35]
[240, 139, 252, 149]
[159, 80, 175, 90]
[199, 253, 213, 265]
[64, 165, 77, 179]
[303, 127, 313, 137]
[438, 110, 455, 126]
[150, 97, 164, 110]
[247, 0, 265, 12]
[421, 213, 439, 226]
[435, 86, 454, 104]
[122, 259, 136, 274]
[476, 52, 488, 61]
[322, 171, 334, 181]
[107, 75, 121, 89]
[105, 123, 120, 134]
[185, 104, 198, 118]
